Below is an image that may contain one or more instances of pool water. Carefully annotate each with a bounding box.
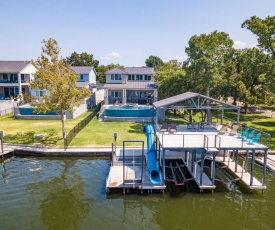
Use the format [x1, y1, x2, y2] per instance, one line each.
[1, 157, 275, 229]
[19, 106, 57, 115]
[105, 105, 153, 117]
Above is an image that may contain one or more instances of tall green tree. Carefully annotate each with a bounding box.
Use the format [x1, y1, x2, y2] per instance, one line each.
[184, 30, 233, 98]
[31, 38, 91, 139]
[96, 63, 125, 83]
[155, 60, 186, 100]
[66, 52, 99, 68]
[226, 48, 270, 112]
[145, 55, 164, 68]
[242, 15, 275, 57]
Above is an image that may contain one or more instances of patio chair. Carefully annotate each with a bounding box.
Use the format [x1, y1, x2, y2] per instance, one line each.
[229, 125, 239, 136]
[238, 127, 249, 138]
[219, 125, 227, 135]
[248, 132, 261, 144]
[160, 123, 168, 132]
[169, 123, 177, 133]
[244, 130, 255, 141]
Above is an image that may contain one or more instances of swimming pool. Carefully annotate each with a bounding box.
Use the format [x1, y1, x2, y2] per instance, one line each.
[105, 105, 153, 117]
[19, 106, 57, 115]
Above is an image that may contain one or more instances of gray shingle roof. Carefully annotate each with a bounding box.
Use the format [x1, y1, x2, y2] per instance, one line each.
[105, 68, 127, 75]
[103, 81, 157, 90]
[0, 61, 29, 72]
[125, 67, 155, 74]
[71, 66, 94, 74]
[76, 82, 90, 88]
[105, 67, 155, 75]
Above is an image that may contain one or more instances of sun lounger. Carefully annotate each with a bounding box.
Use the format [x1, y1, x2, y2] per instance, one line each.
[169, 123, 177, 133]
[229, 125, 239, 136]
[238, 127, 249, 138]
[219, 125, 227, 135]
[248, 132, 261, 144]
[160, 123, 168, 132]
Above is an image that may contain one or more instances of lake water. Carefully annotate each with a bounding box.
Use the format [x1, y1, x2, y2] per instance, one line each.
[0, 157, 274, 230]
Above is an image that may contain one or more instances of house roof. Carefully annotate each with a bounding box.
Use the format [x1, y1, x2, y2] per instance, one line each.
[125, 67, 155, 75]
[105, 68, 127, 75]
[105, 67, 155, 75]
[71, 66, 94, 74]
[0, 61, 29, 72]
[153, 92, 240, 110]
[103, 81, 157, 90]
[76, 82, 90, 88]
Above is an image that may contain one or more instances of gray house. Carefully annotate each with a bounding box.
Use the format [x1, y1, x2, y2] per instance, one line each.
[103, 67, 157, 105]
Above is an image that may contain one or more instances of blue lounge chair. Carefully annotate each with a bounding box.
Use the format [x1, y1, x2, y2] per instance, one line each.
[245, 130, 255, 141]
[248, 132, 261, 144]
[238, 127, 249, 138]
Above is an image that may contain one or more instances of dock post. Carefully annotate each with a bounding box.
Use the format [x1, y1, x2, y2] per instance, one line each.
[191, 150, 195, 173]
[162, 149, 165, 186]
[250, 150, 255, 186]
[241, 161, 245, 179]
[235, 150, 238, 173]
[211, 152, 217, 186]
[158, 142, 161, 169]
[200, 150, 205, 186]
[185, 150, 187, 163]
[186, 151, 189, 167]
[245, 150, 249, 172]
[262, 149, 268, 186]
[223, 150, 225, 162]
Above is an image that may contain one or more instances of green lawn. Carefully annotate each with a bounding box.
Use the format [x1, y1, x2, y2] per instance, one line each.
[1, 110, 274, 149]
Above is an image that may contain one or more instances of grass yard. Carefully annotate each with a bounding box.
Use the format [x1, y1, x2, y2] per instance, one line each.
[1, 109, 274, 149]
[1, 110, 95, 146]
[69, 118, 146, 146]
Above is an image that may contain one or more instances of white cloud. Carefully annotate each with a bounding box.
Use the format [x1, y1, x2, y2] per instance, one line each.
[109, 52, 121, 57]
[233, 41, 247, 49]
[101, 52, 121, 60]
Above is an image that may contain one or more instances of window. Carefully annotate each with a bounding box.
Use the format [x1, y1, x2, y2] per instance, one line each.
[3, 74, 7, 80]
[128, 75, 131, 80]
[80, 74, 84, 80]
[111, 74, 114, 80]
[144, 75, 151, 80]
[136, 75, 143, 80]
[21, 74, 25, 81]
[115, 74, 121, 80]
[111, 91, 122, 98]
[128, 75, 135, 80]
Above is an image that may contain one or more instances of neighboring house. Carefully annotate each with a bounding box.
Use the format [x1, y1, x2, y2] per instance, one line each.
[30, 66, 100, 107]
[0, 61, 37, 99]
[103, 67, 157, 105]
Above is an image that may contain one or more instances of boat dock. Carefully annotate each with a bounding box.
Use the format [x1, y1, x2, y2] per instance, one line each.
[106, 148, 166, 194]
[0, 147, 14, 158]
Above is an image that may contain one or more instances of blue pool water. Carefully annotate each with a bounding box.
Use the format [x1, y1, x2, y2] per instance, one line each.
[105, 105, 153, 117]
[19, 106, 57, 115]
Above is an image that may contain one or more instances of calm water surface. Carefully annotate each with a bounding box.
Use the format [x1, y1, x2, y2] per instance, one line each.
[0, 157, 274, 230]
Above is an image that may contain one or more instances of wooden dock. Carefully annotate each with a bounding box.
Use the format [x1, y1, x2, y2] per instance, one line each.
[216, 156, 266, 190]
[256, 155, 275, 172]
[106, 148, 166, 193]
[0, 147, 14, 158]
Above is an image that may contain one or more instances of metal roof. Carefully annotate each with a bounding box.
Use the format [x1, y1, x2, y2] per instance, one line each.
[125, 67, 155, 74]
[153, 92, 240, 110]
[103, 81, 157, 90]
[105, 67, 155, 75]
[71, 66, 94, 74]
[105, 68, 127, 74]
[0, 61, 29, 72]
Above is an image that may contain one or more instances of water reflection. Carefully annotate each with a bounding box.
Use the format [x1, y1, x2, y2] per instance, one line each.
[1, 159, 9, 184]
[28, 159, 91, 229]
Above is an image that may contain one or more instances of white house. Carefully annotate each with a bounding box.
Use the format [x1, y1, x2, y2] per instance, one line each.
[103, 67, 157, 105]
[0, 61, 37, 99]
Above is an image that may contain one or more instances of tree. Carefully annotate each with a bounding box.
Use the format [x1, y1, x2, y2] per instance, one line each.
[145, 55, 164, 68]
[242, 15, 275, 57]
[184, 31, 233, 121]
[226, 48, 270, 112]
[185, 31, 233, 97]
[66, 52, 99, 68]
[31, 38, 91, 139]
[96, 63, 125, 83]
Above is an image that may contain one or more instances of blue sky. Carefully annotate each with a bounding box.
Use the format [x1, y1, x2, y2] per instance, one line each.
[0, 0, 274, 67]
